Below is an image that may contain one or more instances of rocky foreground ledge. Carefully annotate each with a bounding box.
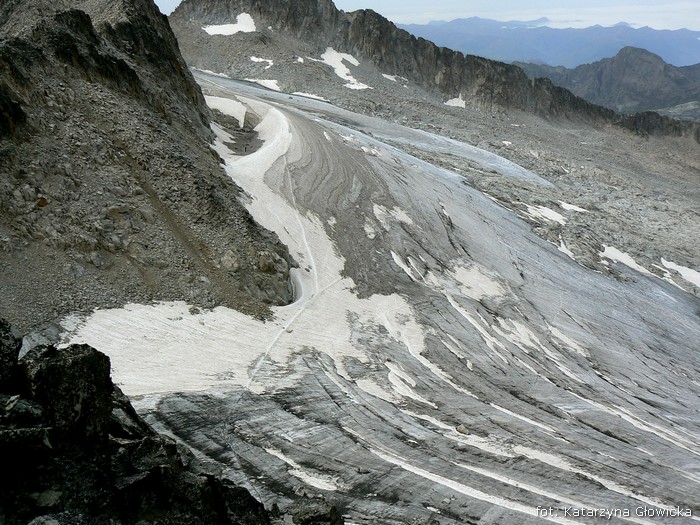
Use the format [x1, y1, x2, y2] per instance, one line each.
[0, 318, 343, 525]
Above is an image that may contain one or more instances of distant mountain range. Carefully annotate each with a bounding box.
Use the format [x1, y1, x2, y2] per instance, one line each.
[398, 17, 700, 67]
[516, 47, 700, 120]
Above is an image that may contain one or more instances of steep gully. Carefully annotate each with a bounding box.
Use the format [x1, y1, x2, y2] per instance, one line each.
[63, 75, 700, 524]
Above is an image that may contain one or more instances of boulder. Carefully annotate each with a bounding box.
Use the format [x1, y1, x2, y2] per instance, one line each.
[18, 344, 112, 446]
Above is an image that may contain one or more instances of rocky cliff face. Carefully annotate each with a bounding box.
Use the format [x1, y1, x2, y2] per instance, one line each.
[176, 0, 342, 43]
[0, 0, 295, 332]
[170, 0, 699, 141]
[517, 47, 700, 119]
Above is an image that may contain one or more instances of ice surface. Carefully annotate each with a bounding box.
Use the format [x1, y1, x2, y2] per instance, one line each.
[63, 74, 700, 523]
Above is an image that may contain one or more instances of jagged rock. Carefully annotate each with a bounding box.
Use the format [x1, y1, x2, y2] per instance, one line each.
[277, 502, 344, 525]
[0, 318, 21, 390]
[18, 344, 112, 445]
[0, 83, 26, 138]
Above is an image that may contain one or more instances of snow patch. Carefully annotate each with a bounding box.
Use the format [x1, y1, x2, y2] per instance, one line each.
[558, 237, 575, 259]
[391, 251, 418, 281]
[244, 79, 281, 92]
[250, 56, 273, 69]
[191, 67, 230, 78]
[525, 205, 567, 225]
[363, 220, 377, 240]
[450, 265, 507, 301]
[445, 94, 466, 108]
[355, 379, 396, 403]
[600, 246, 652, 276]
[205, 95, 247, 127]
[320, 48, 372, 90]
[373, 204, 414, 229]
[265, 448, 338, 491]
[559, 201, 589, 212]
[661, 259, 700, 288]
[203, 13, 256, 35]
[292, 92, 329, 102]
[370, 448, 581, 524]
[548, 325, 588, 357]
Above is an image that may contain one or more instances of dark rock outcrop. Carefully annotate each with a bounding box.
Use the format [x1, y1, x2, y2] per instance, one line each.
[0, 318, 21, 390]
[0, 319, 271, 525]
[0, 83, 26, 138]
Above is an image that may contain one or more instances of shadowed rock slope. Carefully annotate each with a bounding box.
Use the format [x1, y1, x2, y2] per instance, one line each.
[0, 0, 295, 332]
[170, 0, 700, 141]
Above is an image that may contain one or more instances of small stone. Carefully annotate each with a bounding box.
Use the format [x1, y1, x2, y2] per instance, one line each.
[36, 489, 63, 507]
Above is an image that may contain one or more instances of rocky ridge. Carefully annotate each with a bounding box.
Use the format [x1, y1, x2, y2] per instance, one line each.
[0, 0, 295, 332]
[171, 0, 700, 141]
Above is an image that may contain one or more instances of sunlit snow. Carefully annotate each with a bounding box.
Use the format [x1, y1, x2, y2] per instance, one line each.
[250, 56, 273, 69]
[445, 94, 466, 108]
[600, 246, 652, 275]
[244, 78, 281, 91]
[320, 48, 372, 90]
[661, 259, 700, 288]
[203, 13, 256, 35]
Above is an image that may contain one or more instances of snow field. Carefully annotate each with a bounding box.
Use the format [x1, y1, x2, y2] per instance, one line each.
[203, 13, 256, 35]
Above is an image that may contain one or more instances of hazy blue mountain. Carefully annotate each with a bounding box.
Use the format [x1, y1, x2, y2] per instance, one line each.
[516, 47, 700, 120]
[398, 17, 700, 67]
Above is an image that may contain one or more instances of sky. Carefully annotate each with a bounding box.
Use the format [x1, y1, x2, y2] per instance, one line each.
[154, 1, 700, 31]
